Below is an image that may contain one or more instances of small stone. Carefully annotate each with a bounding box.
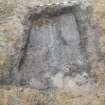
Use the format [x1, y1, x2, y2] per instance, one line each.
[51, 72, 64, 88]
[64, 76, 78, 90]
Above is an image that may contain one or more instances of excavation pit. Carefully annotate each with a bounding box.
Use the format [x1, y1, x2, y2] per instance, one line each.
[1, 2, 97, 93]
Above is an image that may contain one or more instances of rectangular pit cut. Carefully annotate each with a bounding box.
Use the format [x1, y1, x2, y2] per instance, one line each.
[1, 3, 97, 93]
[17, 4, 91, 90]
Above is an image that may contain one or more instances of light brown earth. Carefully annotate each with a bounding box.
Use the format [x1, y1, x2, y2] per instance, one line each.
[0, 87, 105, 105]
[0, 0, 105, 105]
